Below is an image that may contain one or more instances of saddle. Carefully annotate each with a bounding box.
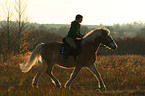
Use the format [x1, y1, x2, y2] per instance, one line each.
[60, 38, 82, 61]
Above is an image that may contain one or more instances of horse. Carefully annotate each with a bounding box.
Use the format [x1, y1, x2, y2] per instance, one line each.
[20, 28, 117, 91]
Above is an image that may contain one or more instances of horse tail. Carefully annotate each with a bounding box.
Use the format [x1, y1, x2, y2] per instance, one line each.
[20, 43, 44, 73]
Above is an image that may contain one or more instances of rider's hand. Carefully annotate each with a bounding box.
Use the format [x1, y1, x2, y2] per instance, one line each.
[81, 35, 84, 39]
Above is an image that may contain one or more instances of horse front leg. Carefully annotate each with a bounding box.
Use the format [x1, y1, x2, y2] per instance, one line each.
[88, 64, 106, 91]
[64, 66, 82, 89]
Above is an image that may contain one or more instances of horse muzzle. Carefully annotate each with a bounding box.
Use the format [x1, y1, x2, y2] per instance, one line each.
[108, 43, 118, 50]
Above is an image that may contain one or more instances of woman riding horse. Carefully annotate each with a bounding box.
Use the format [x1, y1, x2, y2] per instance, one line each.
[20, 28, 117, 91]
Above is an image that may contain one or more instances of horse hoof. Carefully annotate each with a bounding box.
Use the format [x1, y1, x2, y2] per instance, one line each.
[32, 84, 38, 89]
[98, 84, 106, 91]
[99, 86, 106, 91]
[95, 86, 106, 91]
[64, 85, 70, 90]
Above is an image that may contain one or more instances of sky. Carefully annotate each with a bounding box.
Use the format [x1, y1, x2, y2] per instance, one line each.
[1, 0, 145, 25]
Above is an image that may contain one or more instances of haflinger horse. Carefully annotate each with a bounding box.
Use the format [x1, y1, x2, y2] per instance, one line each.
[20, 28, 117, 91]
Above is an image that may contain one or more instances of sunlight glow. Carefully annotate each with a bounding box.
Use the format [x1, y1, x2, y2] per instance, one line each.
[1, 0, 145, 25]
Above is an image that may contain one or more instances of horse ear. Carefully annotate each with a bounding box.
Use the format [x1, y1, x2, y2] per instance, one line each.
[101, 28, 108, 36]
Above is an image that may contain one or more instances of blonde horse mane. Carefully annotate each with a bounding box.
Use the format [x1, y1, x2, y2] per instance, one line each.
[82, 28, 110, 44]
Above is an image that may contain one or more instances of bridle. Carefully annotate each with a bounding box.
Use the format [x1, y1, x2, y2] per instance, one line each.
[102, 35, 114, 47]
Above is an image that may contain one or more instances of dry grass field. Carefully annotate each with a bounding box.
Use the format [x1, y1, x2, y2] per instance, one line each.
[0, 54, 145, 96]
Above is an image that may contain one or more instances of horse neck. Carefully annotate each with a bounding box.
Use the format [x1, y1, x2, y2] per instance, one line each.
[82, 38, 101, 54]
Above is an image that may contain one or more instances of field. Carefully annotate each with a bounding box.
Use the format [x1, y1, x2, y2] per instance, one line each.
[0, 54, 145, 96]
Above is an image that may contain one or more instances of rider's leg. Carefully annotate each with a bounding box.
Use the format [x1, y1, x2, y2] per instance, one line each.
[65, 37, 76, 49]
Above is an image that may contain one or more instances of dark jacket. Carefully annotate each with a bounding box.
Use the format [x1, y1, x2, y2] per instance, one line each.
[67, 21, 82, 39]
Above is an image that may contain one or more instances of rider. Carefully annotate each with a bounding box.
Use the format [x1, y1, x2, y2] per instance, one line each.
[66, 14, 84, 49]
[62, 14, 84, 61]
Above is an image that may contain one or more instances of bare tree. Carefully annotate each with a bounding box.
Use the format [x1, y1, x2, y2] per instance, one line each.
[1, 0, 13, 56]
[14, 0, 28, 54]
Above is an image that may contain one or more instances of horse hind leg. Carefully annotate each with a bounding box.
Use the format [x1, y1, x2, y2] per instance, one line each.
[32, 59, 47, 88]
[45, 60, 61, 88]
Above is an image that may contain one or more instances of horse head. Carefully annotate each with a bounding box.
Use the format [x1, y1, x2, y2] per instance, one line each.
[100, 28, 118, 50]
[83, 28, 117, 50]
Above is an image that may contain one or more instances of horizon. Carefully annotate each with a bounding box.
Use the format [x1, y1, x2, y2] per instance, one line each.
[0, 20, 144, 26]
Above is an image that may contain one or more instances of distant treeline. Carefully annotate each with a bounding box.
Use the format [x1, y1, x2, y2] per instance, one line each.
[98, 38, 145, 55]
[0, 21, 145, 38]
